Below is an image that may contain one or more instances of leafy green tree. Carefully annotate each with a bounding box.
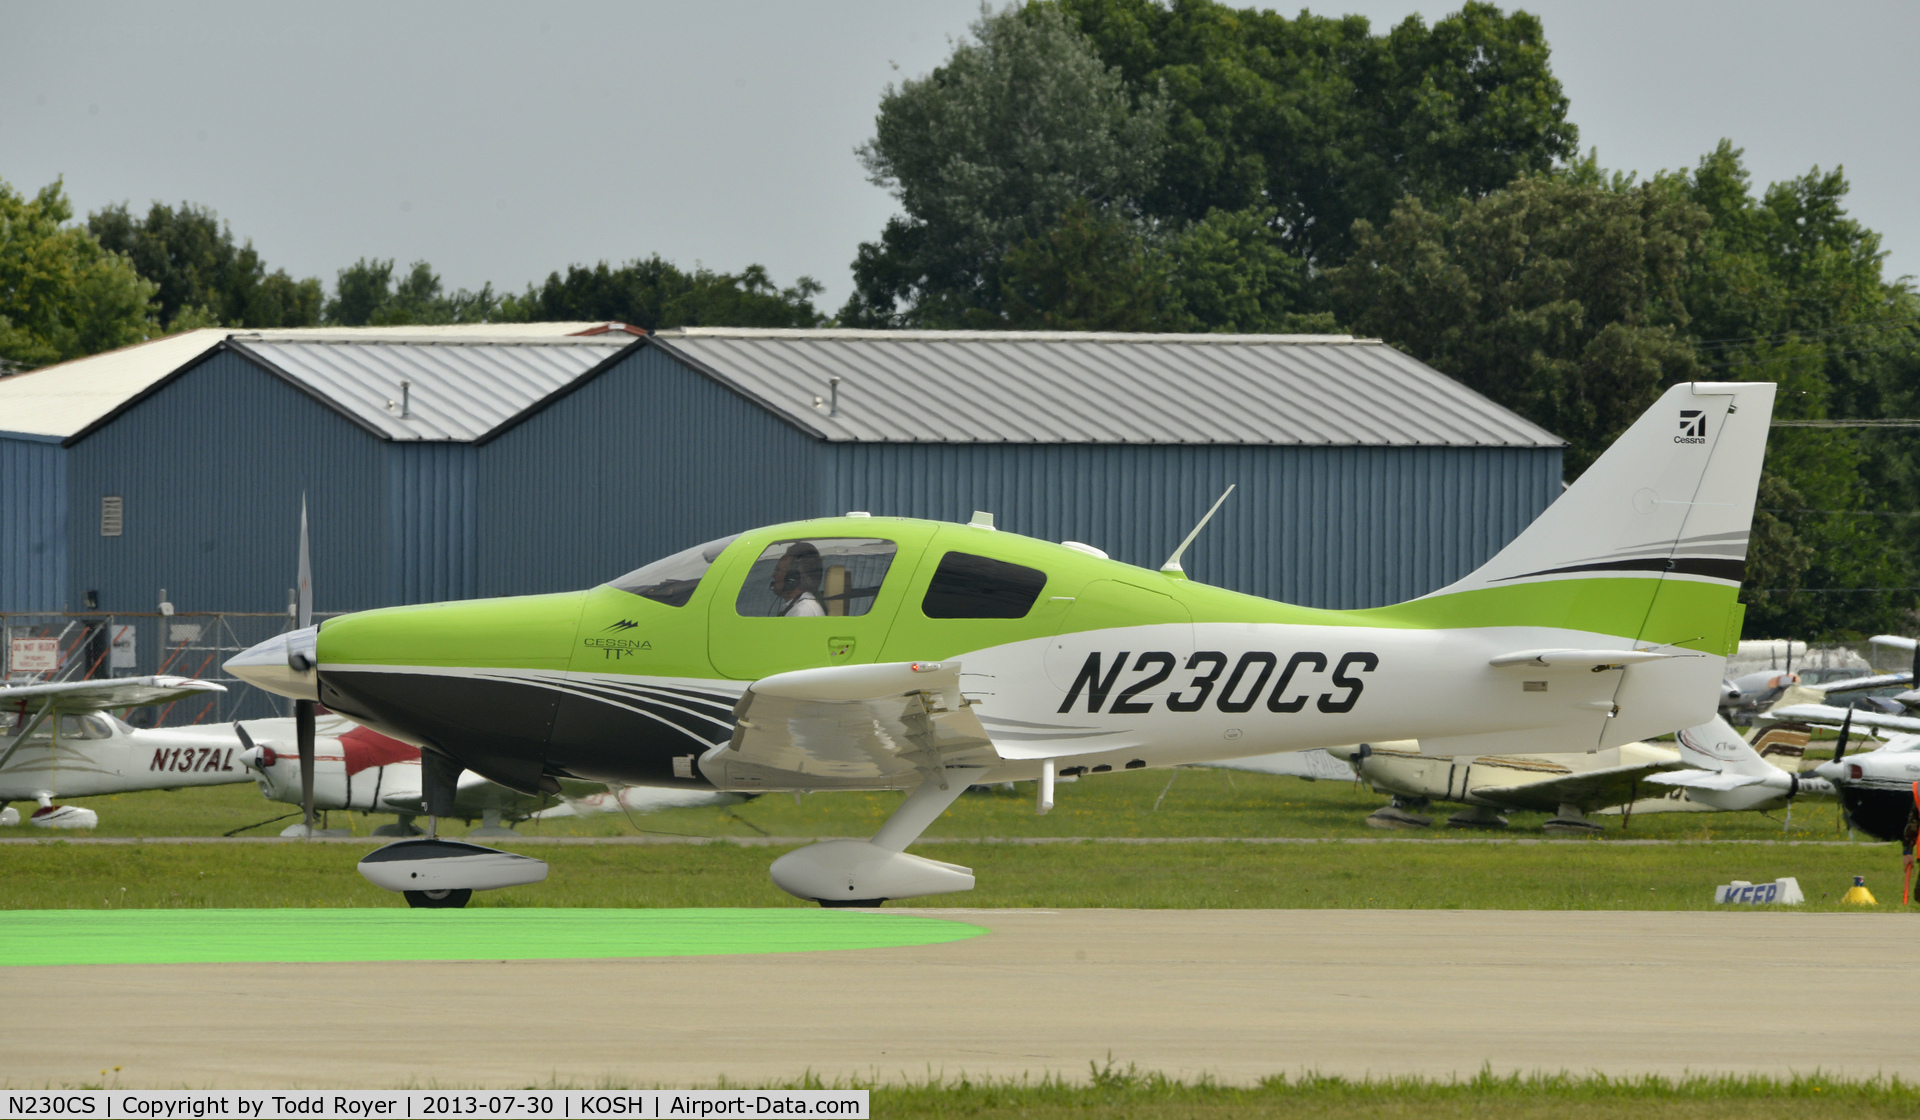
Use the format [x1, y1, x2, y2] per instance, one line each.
[88, 201, 320, 330]
[980, 201, 1334, 333]
[502, 257, 824, 330]
[1061, 0, 1580, 266]
[984, 202, 1173, 331]
[324, 259, 499, 326]
[1163, 206, 1335, 334]
[1328, 173, 1708, 475]
[0, 177, 156, 370]
[1668, 144, 1920, 637]
[845, 3, 1169, 327]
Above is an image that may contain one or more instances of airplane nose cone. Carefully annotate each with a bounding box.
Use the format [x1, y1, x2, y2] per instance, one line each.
[1810, 760, 1845, 784]
[224, 627, 320, 701]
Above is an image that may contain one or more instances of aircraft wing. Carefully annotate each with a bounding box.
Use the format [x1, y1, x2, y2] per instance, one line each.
[1763, 703, 1920, 735]
[1646, 770, 1766, 791]
[384, 770, 563, 816]
[1818, 672, 1913, 696]
[1203, 749, 1355, 781]
[1470, 761, 1677, 813]
[708, 660, 1000, 789]
[0, 675, 226, 713]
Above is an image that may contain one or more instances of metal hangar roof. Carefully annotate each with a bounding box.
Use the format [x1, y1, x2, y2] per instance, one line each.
[649, 328, 1563, 448]
[0, 323, 642, 442]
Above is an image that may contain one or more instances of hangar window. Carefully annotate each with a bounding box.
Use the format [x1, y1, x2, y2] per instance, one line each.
[608, 533, 741, 607]
[734, 538, 898, 618]
[921, 552, 1048, 619]
[100, 496, 123, 537]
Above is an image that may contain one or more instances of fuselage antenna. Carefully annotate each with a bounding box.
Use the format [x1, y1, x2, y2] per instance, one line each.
[1159, 484, 1235, 580]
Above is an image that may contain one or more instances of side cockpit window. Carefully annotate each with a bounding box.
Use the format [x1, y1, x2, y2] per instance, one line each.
[921, 551, 1048, 619]
[735, 538, 898, 618]
[608, 533, 741, 607]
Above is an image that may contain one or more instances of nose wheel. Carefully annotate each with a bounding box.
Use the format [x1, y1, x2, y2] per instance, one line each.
[404, 888, 473, 909]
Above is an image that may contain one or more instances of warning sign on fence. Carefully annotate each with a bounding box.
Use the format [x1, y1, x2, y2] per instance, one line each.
[8, 637, 59, 674]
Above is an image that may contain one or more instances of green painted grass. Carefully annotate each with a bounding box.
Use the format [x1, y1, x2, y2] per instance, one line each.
[0, 907, 982, 966]
[0, 834, 1910, 912]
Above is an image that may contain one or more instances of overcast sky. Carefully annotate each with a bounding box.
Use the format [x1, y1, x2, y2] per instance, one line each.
[8, 1, 1917, 315]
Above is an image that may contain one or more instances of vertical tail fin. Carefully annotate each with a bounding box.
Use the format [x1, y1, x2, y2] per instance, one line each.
[1388, 381, 1775, 751]
[1429, 381, 1775, 611]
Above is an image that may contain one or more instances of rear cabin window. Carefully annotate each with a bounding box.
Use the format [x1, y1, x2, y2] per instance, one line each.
[734, 538, 899, 618]
[608, 534, 741, 607]
[921, 552, 1048, 619]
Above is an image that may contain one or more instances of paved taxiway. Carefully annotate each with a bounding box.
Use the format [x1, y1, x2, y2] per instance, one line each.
[6, 909, 1913, 1087]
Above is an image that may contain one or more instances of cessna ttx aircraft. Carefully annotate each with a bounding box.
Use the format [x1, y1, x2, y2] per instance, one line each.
[1, 676, 244, 827]
[229, 381, 1774, 906]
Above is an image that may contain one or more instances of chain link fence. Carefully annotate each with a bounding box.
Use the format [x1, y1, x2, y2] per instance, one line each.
[2, 611, 341, 727]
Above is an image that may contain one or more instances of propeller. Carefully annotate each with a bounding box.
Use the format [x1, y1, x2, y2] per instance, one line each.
[290, 497, 317, 837]
[1833, 708, 1854, 835]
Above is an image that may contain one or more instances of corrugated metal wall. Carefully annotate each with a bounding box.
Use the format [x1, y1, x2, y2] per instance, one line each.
[477, 345, 822, 597]
[387, 443, 477, 603]
[66, 349, 388, 614]
[0, 434, 68, 611]
[823, 442, 1561, 608]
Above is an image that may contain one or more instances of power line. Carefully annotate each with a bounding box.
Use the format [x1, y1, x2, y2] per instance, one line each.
[1694, 316, 1920, 351]
[1772, 418, 1920, 428]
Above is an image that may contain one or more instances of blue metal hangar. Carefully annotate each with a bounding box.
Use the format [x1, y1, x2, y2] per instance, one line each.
[8, 327, 1562, 618]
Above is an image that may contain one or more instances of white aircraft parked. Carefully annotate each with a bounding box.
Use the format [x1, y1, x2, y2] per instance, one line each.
[1644, 715, 1833, 817]
[0, 676, 248, 828]
[236, 713, 734, 836]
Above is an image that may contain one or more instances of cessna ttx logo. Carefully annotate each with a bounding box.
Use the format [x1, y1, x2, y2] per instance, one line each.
[1676, 409, 1707, 443]
[603, 619, 640, 632]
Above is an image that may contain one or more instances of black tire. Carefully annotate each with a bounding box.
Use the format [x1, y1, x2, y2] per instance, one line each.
[817, 898, 884, 908]
[404, 888, 473, 909]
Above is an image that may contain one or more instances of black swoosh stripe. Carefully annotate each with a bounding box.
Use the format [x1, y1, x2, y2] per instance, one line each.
[556, 682, 734, 741]
[480, 672, 728, 744]
[578, 681, 738, 725]
[1499, 557, 1746, 582]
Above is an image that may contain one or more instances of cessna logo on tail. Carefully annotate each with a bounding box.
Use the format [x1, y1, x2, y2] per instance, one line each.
[1676, 409, 1707, 443]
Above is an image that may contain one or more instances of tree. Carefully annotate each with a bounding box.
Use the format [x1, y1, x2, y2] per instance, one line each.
[88, 201, 320, 330]
[1329, 173, 1708, 475]
[844, 3, 1169, 327]
[1062, 0, 1580, 266]
[0, 177, 155, 370]
[1669, 143, 1920, 637]
[324, 259, 499, 326]
[503, 257, 825, 330]
[980, 201, 1334, 333]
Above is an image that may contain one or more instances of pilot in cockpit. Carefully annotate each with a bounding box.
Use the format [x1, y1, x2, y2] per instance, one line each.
[770, 541, 826, 617]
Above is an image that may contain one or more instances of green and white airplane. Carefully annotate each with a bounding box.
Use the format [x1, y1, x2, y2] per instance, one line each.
[228, 381, 1773, 905]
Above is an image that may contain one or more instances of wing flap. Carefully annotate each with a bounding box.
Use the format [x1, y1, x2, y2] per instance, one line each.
[705, 660, 1000, 792]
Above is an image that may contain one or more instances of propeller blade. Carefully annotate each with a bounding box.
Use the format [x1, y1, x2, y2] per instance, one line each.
[1835, 709, 1853, 764]
[233, 721, 255, 752]
[296, 496, 313, 632]
[296, 698, 316, 834]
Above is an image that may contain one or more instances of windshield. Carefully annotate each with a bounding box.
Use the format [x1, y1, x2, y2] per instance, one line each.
[608, 534, 742, 607]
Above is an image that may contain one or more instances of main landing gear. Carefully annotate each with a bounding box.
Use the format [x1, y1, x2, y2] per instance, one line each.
[403, 888, 473, 909]
[771, 767, 986, 906]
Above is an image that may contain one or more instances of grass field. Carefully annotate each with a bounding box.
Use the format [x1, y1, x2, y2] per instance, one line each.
[1, 828, 1909, 911]
[854, 1068, 1920, 1120]
[10, 763, 1883, 842]
[1, 767, 1910, 911]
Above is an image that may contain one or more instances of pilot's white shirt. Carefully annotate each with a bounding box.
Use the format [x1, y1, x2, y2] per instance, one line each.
[781, 592, 825, 617]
